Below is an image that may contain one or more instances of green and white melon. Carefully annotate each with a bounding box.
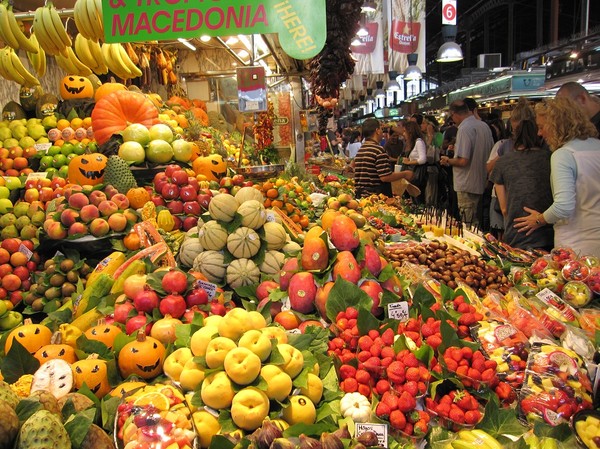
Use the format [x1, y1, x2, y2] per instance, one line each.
[227, 226, 261, 259]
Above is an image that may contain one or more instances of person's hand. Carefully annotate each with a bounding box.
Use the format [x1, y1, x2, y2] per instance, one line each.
[402, 157, 410, 165]
[513, 207, 543, 235]
[440, 156, 449, 166]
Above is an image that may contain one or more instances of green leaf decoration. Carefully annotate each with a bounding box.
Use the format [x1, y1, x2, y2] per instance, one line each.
[112, 332, 136, 357]
[16, 398, 43, 422]
[219, 213, 243, 234]
[208, 434, 237, 449]
[76, 382, 102, 408]
[268, 345, 286, 365]
[0, 338, 40, 383]
[440, 282, 455, 302]
[101, 395, 121, 432]
[218, 409, 237, 434]
[325, 277, 373, 322]
[477, 395, 528, 438]
[64, 408, 96, 448]
[377, 263, 398, 282]
[292, 366, 309, 389]
[175, 323, 193, 348]
[75, 334, 112, 360]
[357, 307, 380, 336]
[146, 270, 167, 296]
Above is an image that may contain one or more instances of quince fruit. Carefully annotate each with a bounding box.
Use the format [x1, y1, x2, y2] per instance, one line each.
[224, 347, 261, 385]
[230, 387, 270, 431]
[260, 364, 292, 402]
[238, 329, 272, 361]
[277, 343, 304, 378]
[201, 371, 234, 409]
[205, 336, 237, 369]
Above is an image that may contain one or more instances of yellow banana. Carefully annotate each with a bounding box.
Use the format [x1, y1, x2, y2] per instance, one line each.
[105, 43, 132, 79]
[118, 43, 142, 77]
[87, 38, 108, 74]
[65, 46, 92, 76]
[47, 3, 72, 49]
[33, 6, 59, 55]
[7, 7, 38, 53]
[8, 48, 39, 87]
[456, 431, 479, 443]
[55, 51, 78, 74]
[28, 33, 46, 77]
[0, 48, 26, 85]
[0, 3, 19, 49]
[0, 49, 14, 82]
[90, 0, 105, 41]
[74, 34, 94, 67]
[470, 430, 502, 449]
[40, 4, 65, 54]
[73, 0, 94, 40]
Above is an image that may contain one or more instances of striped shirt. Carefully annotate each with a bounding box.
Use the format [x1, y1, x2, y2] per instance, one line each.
[354, 139, 394, 198]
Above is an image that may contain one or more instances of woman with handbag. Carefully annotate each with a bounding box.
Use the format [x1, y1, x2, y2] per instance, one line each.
[400, 121, 428, 203]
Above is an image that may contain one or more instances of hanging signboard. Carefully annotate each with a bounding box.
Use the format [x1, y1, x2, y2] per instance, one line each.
[237, 66, 267, 112]
[442, 0, 457, 25]
[103, 0, 326, 60]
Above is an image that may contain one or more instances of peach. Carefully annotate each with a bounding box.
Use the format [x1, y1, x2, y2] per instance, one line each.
[111, 193, 129, 210]
[104, 185, 119, 199]
[43, 218, 55, 233]
[1, 273, 21, 292]
[63, 185, 83, 200]
[107, 213, 127, 232]
[1, 238, 21, 254]
[68, 222, 88, 236]
[98, 200, 118, 217]
[80, 204, 100, 223]
[9, 252, 27, 267]
[39, 187, 54, 202]
[23, 188, 39, 203]
[89, 190, 107, 206]
[60, 209, 80, 227]
[46, 221, 67, 240]
[68, 192, 89, 209]
[90, 218, 110, 237]
[0, 264, 13, 277]
[123, 208, 139, 225]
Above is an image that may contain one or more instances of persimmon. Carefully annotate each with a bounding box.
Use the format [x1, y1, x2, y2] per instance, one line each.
[123, 232, 141, 251]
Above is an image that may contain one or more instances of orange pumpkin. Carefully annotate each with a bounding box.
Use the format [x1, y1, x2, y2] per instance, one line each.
[84, 323, 123, 350]
[5, 320, 52, 354]
[34, 332, 78, 365]
[126, 187, 151, 209]
[91, 90, 159, 145]
[60, 75, 94, 100]
[118, 330, 165, 380]
[94, 82, 127, 102]
[68, 153, 107, 186]
[192, 154, 227, 182]
[191, 107, 209, 126]
[72, 355, 112, 398]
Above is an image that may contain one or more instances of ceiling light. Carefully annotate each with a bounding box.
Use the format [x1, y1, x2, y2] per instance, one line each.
[226, 36, 239, 45]
[436, 41, 463, 62]
[570, 51, 579, 59]
[404, 53, 422, 80]
[200, 35, 211, 42]
[385, 71, 401, 91]
[238, 34, 253, 51]
[177, 38, 196, 51]
[361, 1, 376, 12]
[238, 49, 249, 58]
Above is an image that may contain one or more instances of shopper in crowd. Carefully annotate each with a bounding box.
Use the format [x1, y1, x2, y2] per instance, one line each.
[384, 124, 405, 169]
[486, 98, 536, 239]
[399, 121, 427, 203]
[353, 118, 414, 199]
[423, 116, 442, 206]
[490, 119, 554, 250]
[514, 97, 600, 257]
[440, 100, 494, 227]
[440, 116, 458, 216]
[346, 129, 362, 158]
[556, 82, 600, 134]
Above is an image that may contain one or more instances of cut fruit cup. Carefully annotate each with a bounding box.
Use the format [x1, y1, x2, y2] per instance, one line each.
[572, 409, 600, 449]
[562, 260, 591, 282]
[586, 267, 600, 295]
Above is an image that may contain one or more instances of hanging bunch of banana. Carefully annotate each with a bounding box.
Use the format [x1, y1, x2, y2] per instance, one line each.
[101, 42, 142, 80]
[74, 34, 108, 74]
[55, 45, 93, 76]
[154, 48, 178, 85]
[26, 33, 47, 77]
[73, 0, 104, 42]
[0, 47, 40, 87]
[139, 46, 152, 86]
[33, 2, 72, 56]
[0, 2, 39, 53]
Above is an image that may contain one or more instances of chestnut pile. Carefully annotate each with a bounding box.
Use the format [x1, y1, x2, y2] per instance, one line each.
[383, 242, 510, 296]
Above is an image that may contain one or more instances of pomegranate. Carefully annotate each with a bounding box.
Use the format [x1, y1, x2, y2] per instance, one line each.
[162, 269, 188, 294]
[183, 306, 208, 323]
[123, 274, 147, 299]
[133, 289, 160, 313]
[126, 312, 151, 335]
[114, 301, 135, 324]
[150, 315, 182, 344]
[209, 301, 226, 316]
[159, 294, 186, 319]
[185, 287, 209, 308]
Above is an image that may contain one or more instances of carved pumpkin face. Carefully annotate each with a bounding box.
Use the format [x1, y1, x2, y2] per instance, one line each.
[84, 323, 123, 350]
[34, 343, 78, 365]
[72, 358, 112, 398]
[118, 332, 166, 380]
[68, 153, 107, 186]
[60, 76, 94, 100]
[5, 322, 52, 354]
[192, 154, 227, 182]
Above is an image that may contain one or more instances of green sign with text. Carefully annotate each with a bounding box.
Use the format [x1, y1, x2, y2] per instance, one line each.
[103, 0, 326, 60]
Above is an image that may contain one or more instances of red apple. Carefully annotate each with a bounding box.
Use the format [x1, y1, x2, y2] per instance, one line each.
[151, 195, 166, 206]
[186, 287, 209, 307]
[219, 177, 233, 188]
[161, 183, 179, 200]
[167, 200, 184, 215]
[179, 185, 197, 202]
[182, 216, 198, 231]
[171, 170, 189, 186]
[164, 164, 181, 179]
[183, 201, 201, 215]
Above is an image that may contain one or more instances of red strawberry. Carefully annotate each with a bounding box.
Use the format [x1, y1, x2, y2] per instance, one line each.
[375, 402, 391, 419]
[381, 346, 395, 359]
[397, 391, 417, 413]
[345, 307, 358, 319]
[336, 311, 347, 322]
[467, 368, 482, 381]
[456, 365, 469, 377]
[382, 391, 399, 410]
[358, 335, 374, 351]
[460, 346, 473, 360]
[421, 323, 435, 337]
[364, 357, 382, 372]
[341, 378, 358, 392]
[443, 357, 459, 372]
[457, 302, 471, 313]
[448, 347, 463, 362]
[418, 365, 432, 381]
[413, 420, 428, 436]
[347, 318, 357, 329]
[403, 422, 414, 436]
[404, 353, 419, 368]
[355, 369, 371, 385]
[481, 368, 496, 383]
[405, 318, 421, 332]
[453, 295, 466, 305]
[494, 382, 513, 400]
[339, 364, 356, 380]
[380, 356, 394, 368]
[368, 329, 380, 340]
[375, 379, 391, 395]
[448, 406, 465, 423]
[471, 357, 485, 372]
[464, 409, 481, 425]
[457, 325, 470, 338]
[424, 397, 436, 410]
[417, 381, 428, 395]
[404, 331, 421, 344]
[381, 328, 395, 345]
[386, 361, 406, 384]
[436, 402, 450, 417]
[403, 380, 418, 397]
[405, 367, 421, 382]
[358, 384, 371, 398]
[484, 359, 498, 370]
[370, 344, 382, 357]
[358, 350, 371, 362]
[389, 410, 406, 430]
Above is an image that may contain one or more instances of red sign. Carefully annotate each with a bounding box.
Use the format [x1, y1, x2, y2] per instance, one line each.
[389, 21, 420, 53]
[442, 0, 457, 25]
[352, 22, 378, 54]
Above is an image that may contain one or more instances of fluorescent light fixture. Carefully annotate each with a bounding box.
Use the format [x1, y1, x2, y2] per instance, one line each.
[238, 34, 253, 51]
[178, 38, 196, 51]
[570, 51, 579, 59]
[361, 1, 376, 12]
[436, 41, 463, 62]
[200, 35, 211, 42]
[254, 34, 270, 55]
[238, 49, 249, 58]
[225, 36, 239, 45]
[258, 59, 272, 76]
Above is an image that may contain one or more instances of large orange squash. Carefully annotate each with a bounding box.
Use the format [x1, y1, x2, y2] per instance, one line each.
[91, 90, 159, 145]
[94, 82, 127, 102]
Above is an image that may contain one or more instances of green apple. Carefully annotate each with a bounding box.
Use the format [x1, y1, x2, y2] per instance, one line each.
[0, 199, 13, 214]
[4, 177, 21, 190]
[223, 347, 261, 385]
[238, 329, 272, 361]
[230, 387, 270, 431]
[276, 343, 304, 378]
[0, 186, 10, 199]
[163, 347, 193, 382]
[189, 325, 219, 357]
[201, 371, 234, 410]
[260, 364, 292, 402]
[205, 336, 237, 369]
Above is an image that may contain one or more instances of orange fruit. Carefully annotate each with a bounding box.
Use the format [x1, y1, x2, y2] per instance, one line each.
[274, 311, 301, 330]
[123, 232, 141, 251]
[266, 188, 279, 199]
[271, 200, 284, 209]
[57, 119, 71, 130]
[133, 392, 170, 410]
[70, 118, 83, 129]
[82, 117, 92, 128]
[262, 181, 273, 192]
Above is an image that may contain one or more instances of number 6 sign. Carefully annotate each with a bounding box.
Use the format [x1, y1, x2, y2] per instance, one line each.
[442, 0, 457, 25]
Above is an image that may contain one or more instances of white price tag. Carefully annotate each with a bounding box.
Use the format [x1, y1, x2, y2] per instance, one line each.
[196, 280, 217, 300]
[18, 243, 33, 261]
[387, 301, 409, 322]
[26, 172, 49, 182]
[246, 100, 259, 111]
[355, 423, 388, 448]
[265, 211, 277, 222]
[281, 296, 291, 311]
[34, 143, 52, 153]
[536, 288, 562, 305]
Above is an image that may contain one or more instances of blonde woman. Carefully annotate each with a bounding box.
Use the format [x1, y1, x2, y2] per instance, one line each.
[514, 97, 600, 257]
